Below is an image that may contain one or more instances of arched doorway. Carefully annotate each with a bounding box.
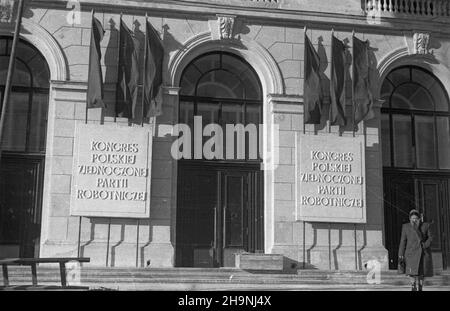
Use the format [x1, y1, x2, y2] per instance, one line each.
[381, 66, 450, 270]
[0, 37, 50, 258]
[175, 51, 264, 267]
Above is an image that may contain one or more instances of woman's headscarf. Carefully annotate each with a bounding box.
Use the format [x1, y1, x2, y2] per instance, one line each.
[409, 209, 420, 218]
[409, 209, 423, 240]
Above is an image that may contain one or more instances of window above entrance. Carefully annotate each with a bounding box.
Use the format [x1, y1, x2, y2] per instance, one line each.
[381, 66, 450, 170]
[180, 52, 262, 101]
[0, 37, 50, 153]
[381, 66, 448, 112]
[178, 52, 263, 162]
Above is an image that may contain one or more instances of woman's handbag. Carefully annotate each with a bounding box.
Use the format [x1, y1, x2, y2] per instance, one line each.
[398, 257, 405, 274]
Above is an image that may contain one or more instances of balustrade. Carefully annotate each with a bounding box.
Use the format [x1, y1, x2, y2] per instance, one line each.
[366, 0, 450, 17]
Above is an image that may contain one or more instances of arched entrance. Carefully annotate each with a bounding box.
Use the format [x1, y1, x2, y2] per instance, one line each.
[381, 66, 450, 270]
[0, 37, 50, 258]
[175, 51, 264, 267]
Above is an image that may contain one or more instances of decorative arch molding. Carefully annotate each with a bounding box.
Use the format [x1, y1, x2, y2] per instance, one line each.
[377, 47, 409, 82]
[168, 32, 284, 96]
[377, 47, 450, 100]
[0, 19, 68, 81]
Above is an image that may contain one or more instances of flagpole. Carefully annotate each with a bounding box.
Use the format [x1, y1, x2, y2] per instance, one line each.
[329, 28, 334, 134]
[342, 36, 347, 137]
[86, 9, 95, 125]
[115, 13, 123, 123]
[0, 0, 25, 166]
[141, 13, 148, 127]
[364, 38, 370, 136]
[303, 25, 307, 135]
[352, 30, 356, 138]
[81, 10, 94, 257]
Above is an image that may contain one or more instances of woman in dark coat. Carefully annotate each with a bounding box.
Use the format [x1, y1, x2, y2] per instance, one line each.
[398, 209, 433, 291]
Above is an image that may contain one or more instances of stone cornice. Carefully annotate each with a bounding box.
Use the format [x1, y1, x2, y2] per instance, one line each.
[30, 0, 450, 36]
[267, 94, 383, 113]
[268, 94, 303, 114]
[51, 80, 116, 92]
[163, 86, 181, 96]
[267, 94, 303, 104]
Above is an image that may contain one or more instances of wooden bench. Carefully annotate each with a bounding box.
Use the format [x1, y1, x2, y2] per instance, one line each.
[0, 257, 90, 290]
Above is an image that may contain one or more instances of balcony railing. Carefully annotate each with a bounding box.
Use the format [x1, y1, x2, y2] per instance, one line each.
[366, 0, 450, 17]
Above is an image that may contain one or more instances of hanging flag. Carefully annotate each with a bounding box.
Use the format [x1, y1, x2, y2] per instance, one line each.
[116, 18, 140, 118]
[303, 31, 323, 124]
[330, 34, 347, 126]
[143, 19, 164, 118]
[86, 15, 105, 109]
[353, 35, 374, 126]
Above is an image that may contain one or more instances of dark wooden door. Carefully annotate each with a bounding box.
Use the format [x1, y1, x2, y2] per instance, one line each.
[176, 162, 263, 267]
[0, 155, 44, 258]
[415, 178, 449, 269]
[219, 169, 264, 266]
[175, 165, 217, 267]
[383, 173, 415, 269]
[384, 172, 450, 270]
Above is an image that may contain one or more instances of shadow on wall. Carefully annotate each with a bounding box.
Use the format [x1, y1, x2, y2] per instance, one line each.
[102, 17, 147, 125]
[110, 222, 125, 267]
[79, 217, 155, 267]
[283, 256, 318, 272]
[302, 222, 368, 270]
[242, 257, 318, 274]
[22, 5, 35, 20]
[100, 19, 186, 124]
[233, 19, 251, 41]
[311, 35, 388, 135]
[428, 36, 442, 52]
[162, 24, 184, 55]
[311, 34, 360, 135]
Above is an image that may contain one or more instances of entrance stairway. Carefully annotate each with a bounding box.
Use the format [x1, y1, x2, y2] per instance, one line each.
[1, 267, 450, 290]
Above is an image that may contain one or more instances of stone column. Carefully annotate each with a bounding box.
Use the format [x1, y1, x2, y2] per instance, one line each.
[140, 86, 180, 267]
[266, 94, 303, 269]
[358, 101, 389, 271]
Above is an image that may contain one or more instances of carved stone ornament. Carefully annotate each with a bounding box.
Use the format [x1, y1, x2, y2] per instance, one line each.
[413, 33, 430, 55]
[217, 14, 235, 40]
[0, 0, 14, 23]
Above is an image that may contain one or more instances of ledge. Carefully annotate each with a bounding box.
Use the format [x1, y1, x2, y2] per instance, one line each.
[268, 94, 303, 114]
[31, 0, 450, 35]
[235, 253, 284, 271]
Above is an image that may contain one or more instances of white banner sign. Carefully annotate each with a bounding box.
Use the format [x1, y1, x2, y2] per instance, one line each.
[296, 134, 366, 223]
[70, 123, 152, 218]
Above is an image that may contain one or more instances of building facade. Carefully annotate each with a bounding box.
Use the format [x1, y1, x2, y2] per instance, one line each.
[0, 0, 449, 271]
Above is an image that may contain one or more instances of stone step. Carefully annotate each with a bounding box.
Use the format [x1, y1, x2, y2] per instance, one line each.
[0, 271, 417, 281]
[2, 268, 449, 288]
[2, 267, 447, 276]
[1, 276, 450, 285]
[0, 266, 414, 273]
